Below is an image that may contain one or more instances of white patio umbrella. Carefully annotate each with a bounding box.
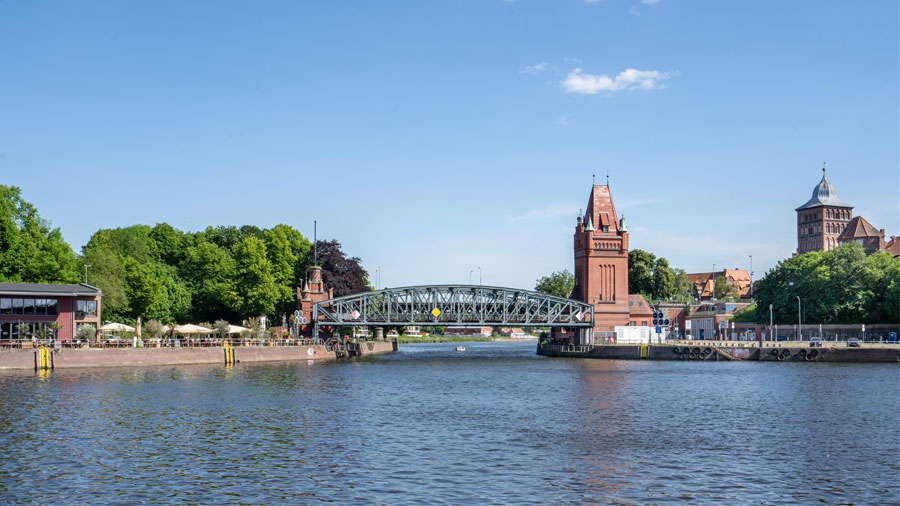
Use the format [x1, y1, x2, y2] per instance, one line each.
[173, 324, 213, 334]
[99, 322, 136, 332]
[221, 324, 250, 334]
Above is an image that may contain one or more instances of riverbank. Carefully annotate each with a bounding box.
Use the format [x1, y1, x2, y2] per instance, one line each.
[0, 341, 398, 370]
[537, 340, 900, 363]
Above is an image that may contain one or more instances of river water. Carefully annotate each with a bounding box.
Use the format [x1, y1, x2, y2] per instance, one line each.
[1, 341, 898, 505]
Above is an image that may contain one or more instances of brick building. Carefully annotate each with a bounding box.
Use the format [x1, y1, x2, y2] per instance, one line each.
[570, 182, 631, 332]
[0, 282, 102, 344]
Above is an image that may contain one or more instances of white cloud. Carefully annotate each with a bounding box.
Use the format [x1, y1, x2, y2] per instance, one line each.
[521, 62, 551, 75]
[641, 0, 661, 4]
[557, 114, 570, 126]
[562, 67, 674, 94]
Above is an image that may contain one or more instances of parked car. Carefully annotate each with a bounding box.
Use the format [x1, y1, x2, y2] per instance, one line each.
[847, 338, 861, 347]
[809, 337, 823, 347]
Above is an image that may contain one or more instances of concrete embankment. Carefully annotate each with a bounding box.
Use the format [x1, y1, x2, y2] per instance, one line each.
[538, 342, 900, 363]
[0, 341, 398, 370]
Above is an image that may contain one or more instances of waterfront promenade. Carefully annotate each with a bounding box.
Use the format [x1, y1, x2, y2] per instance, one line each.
[0, 340, 397, 370]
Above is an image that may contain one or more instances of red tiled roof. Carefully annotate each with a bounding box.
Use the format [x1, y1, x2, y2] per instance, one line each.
[628, 294, 654, 316]
[584, 185, 619, 233]
[837, 216, 882, 241]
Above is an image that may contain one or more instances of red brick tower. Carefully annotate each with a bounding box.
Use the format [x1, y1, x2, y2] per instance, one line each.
[572, 183, 631, 332]
[297, 265, 333, 339]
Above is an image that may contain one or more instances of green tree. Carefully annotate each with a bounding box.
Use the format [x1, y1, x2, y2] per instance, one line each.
[714, 275, 739, 301]
[179, 236, 240, 323]
[264, 224, 312, 316]
[652, 257, 677, 301]
[82, 247, 129, 317]
[753, 243, 898, 324]
[234, 236, 280, 319]
[149, 222, 186, 265]
[534, 270, 575, 298]
[124, 259, 190, 322]
[0, 185, 80, 283]
[628, 249, 656, 298]
[671, 268, 694, 302]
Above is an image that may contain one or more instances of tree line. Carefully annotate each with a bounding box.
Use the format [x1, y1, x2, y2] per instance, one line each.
[0, 185, 369, 326]
[750, 242, 898, 325]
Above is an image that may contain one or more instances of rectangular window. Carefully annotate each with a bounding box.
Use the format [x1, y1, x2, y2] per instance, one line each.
[76, 299, 97, 317]
[0, 298, 11, 315]
[23, 299, 35, 315]
[12, 298, 23, 314]
[34, 299, 46, 315]
[46, 299, 58, 315]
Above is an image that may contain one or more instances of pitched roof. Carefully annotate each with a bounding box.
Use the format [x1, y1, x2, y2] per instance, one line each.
[0, 283, 101, 297]
[885, 237, 900, 257]
[628, 294, 654, 316]
[837, 216, 882, 241]
[584, 185, 620, 233]
[795, 168, 853, 211]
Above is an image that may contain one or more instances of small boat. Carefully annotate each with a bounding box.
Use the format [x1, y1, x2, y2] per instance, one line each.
[455, 345, 466, 352]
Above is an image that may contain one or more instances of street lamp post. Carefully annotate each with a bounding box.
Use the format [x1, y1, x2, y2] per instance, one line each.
[478, 267, 482, 285]
[469, 270, 473, 285]
[769, 303, 773, 342]
[797, 296, 802, 341]
[749, 255, 754, 298]
[711, 263, 716, 301]
[84, 265, 91, 284]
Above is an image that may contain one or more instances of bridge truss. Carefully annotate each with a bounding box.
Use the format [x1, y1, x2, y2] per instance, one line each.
[313, 285, 594, 339]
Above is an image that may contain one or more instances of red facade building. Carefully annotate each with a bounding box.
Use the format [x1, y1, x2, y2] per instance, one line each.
[571, 183, 633, 332]
[0, 283, 102, 344]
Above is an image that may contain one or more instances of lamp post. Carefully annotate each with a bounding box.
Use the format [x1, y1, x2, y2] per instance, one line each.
[84, 265, 91, 284]
[797, 296, 802, 341]
[749, 255, 754, 299]
[711, 263, 716, 301]
[469, 270, 474, 285]
[769, 303, 773, 342]
[478, 267, 482, 285]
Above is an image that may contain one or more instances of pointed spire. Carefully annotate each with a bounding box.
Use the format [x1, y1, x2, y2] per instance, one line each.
[606, 171, 610, 186]
[585, 215, 594, 232]
[619, 215, 627, 233]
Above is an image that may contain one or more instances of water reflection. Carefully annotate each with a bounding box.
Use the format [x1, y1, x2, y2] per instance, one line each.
[0, 343, 897, 505]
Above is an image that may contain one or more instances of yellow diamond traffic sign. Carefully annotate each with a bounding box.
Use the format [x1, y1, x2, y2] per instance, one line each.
[431, 308, 441, 317]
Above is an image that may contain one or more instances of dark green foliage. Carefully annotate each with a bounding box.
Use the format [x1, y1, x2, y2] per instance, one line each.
[307, 239, 369, 297]
[0, 185, 80, 283]
[628, 249, 684, 302]
[0, 186, 370, 324]
[753, 243, 899, 324]
[534, 270, 575, 298]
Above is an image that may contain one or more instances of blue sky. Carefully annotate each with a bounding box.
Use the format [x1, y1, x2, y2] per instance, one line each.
[2, 1, 898, 290]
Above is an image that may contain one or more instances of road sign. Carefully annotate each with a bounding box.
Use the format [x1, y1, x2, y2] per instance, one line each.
[655, 326, 662, 334]
[431, 308, 441, 317]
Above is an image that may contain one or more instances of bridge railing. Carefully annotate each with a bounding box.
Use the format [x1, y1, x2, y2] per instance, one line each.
[313, 285, 594, 327]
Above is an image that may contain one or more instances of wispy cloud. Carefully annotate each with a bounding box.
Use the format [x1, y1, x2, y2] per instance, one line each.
[562, 68, 675, 94]
[557, 114, 570, 127]
[521, 62, 552, 75]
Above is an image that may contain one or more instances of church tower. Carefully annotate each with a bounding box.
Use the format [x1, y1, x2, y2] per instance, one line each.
[572, 181, 631, 332]
[795, 167, 853, 254]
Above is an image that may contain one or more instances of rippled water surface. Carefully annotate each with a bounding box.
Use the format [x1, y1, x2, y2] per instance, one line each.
[1, 341, 898, 505]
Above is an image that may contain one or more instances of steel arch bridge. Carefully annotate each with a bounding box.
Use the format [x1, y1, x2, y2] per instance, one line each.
[312, 285, 593, 340]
